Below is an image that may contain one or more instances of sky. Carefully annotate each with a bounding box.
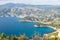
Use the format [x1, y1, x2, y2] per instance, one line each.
[0, 0, 60, 5]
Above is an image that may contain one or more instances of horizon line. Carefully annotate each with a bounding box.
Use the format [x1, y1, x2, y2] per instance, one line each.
[0, 2, 60, 6]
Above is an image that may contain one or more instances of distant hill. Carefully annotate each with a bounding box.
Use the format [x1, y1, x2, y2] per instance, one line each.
[0, 3, 60, 8]
[0, 3, 60, 17]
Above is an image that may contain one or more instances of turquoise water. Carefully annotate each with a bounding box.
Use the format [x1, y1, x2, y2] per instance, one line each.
[0, 17, 56, 37]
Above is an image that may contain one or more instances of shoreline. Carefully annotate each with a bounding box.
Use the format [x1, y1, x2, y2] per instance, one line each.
[19, 20, 59, 36]
[19, 20, 39, 22]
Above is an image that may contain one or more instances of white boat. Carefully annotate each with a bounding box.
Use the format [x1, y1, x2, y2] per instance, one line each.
[34, 24, 43, 28]
[34, 25, 38, 27]
[34, 25, 40, 28]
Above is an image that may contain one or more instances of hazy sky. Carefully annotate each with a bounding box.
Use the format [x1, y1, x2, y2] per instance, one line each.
[0, 0, 60, 5]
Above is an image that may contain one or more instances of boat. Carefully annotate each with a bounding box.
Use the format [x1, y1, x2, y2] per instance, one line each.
[34, 25, 38, 27]
[34, 24, 41, 28]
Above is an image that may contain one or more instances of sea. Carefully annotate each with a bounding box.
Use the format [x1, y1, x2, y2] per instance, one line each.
[0, 17, 56, 37]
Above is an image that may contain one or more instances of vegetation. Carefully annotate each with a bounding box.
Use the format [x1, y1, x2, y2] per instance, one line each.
[0, 32, 59, 40]
[48, 24, 60, 29]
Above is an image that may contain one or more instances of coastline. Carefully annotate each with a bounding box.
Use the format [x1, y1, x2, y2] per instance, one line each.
[19, 20, 59, 36]
[19, 20, 39, 22]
